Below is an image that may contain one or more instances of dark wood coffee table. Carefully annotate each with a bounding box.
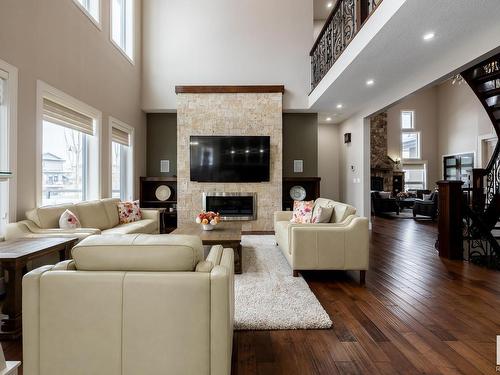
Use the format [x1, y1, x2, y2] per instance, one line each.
[172, 222, 242, 274]
[0, 236, 78, 339]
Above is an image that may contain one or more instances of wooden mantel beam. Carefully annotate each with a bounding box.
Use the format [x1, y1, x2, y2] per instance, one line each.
[175, 85, 285, 94]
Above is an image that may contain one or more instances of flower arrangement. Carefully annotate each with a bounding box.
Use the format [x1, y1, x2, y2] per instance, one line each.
[195, 211, 221, 230]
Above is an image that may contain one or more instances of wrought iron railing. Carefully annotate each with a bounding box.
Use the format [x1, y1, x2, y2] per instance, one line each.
[310, 0, 382, 91]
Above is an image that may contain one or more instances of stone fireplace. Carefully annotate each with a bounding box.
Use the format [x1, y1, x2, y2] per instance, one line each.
[176, 87, 283, 231]
[370, 112, 397, 192]
[203, 192, 257, 221]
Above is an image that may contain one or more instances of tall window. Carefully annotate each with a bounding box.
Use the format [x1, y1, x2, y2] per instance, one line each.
[0, 61, 17, 238]
[41, 95, 98, 206]
[110, 118, 133, 200]
[401, 110, 414, 129]
[403, 163, 427, 190]
[111, 0, 134, 61]
[73, 0, 100, 25]
[401, 132, 420, 159]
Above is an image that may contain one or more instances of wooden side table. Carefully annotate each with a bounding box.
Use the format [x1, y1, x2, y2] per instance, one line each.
[0, 237, 78, 340]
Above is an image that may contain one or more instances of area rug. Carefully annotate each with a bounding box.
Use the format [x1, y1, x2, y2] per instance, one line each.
[234, 235, 332, 330]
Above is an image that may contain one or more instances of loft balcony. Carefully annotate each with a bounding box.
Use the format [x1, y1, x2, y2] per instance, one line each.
[310, 0, 382, 91]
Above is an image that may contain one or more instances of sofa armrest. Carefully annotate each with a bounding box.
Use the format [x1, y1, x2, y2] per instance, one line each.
[23, 265, 56, 375]
[274, 211, 293, 230]
[5, 220, 100, 240]
[141, 209, 160, 233]
[289, 217, 369, 271]
[210, 247, 234, 375]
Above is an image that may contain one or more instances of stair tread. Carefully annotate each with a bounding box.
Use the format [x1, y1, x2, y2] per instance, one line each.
[471, 69, 500, 83]
[481, 87, 500, 99]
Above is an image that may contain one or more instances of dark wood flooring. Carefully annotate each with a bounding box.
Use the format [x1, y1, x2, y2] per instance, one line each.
[2, 216, 500, 374]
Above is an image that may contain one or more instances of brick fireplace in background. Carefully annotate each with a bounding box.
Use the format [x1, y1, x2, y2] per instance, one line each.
[175, 87, 283, 231]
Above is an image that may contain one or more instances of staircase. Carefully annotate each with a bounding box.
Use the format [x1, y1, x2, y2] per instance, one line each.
[460, 53, 500, 269]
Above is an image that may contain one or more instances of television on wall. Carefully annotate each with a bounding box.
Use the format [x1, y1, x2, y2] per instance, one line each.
[190, 135, 270, 182]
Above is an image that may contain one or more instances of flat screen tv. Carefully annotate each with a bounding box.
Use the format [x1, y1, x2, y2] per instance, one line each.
[190, 135, 270, 182]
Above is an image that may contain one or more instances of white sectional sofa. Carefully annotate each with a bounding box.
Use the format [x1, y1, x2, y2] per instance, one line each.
[5, 198, 160, 241]
[274, 198, 369, 283]
[23, 234, 234, 375]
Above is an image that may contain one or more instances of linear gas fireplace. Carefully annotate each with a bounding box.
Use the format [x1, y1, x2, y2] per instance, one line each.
[203, 192, 257, 221]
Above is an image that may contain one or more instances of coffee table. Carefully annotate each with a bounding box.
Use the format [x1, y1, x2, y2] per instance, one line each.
[0, 236, 78, 339]
[172, 222, 242, 274]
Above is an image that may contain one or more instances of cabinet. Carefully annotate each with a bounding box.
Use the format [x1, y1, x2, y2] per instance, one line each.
[140, 177, 177, 233]
[282, 177, 321, 211]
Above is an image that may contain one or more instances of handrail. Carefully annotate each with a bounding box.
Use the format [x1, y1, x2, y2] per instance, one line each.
[310, 0, 382, 91]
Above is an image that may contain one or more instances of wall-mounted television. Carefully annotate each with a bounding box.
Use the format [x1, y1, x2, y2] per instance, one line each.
[190, 135, 270, 182]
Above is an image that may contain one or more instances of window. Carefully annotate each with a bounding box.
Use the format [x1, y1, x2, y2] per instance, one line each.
[0, 61, 17, 238]
[402, 131, 420, 159]
[110, 118, 133, 200]
[111, 0, 134, 61]
[73, 0, 100, 26]
[38, 82, 101, 207]
[401, 110, 414, 129]
[403, 163, 427, 190]
[443, 153, 474, 188]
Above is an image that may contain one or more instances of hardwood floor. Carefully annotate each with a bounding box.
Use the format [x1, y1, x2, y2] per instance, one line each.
[232, 216, 500, 375]
[2, 216, 500, 374]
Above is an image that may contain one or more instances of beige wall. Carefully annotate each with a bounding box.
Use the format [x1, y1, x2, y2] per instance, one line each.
[0, 0, 145, 218]
[282, 113, 318, 177]
[318, 123, 340, 200]
[142, 0, 313, 111]
[176, 93, 282, 231]
[437, 80, 494, 173]
[386, 86, 439, 189]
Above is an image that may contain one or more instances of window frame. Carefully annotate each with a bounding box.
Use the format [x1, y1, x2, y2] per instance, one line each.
[0, 59, 18, 238]
[401, 130, 421, 160]
[401, 110, 415, 129]
[72, 0, 102, 30]
[109, 117, 134, 201]
[36, 81, 102, 207]
[402, 161, 428, 191]
[110, 0, 135, 64]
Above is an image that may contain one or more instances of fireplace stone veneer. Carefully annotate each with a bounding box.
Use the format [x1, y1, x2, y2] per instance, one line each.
[176, 91, 283, 231]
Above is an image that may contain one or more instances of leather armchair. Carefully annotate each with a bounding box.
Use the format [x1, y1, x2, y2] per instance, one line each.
[23, 234, 234, 375]
[371, 192, 399, 215]
[413, 192, 438, 220]
[274, 198, 369, 283]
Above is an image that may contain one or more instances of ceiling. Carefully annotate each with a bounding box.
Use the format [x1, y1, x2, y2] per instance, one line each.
[313, 0, 336, 20]
[309, 0, 500, 123]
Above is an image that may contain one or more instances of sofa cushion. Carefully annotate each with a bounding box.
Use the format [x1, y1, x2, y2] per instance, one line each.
[75, 200, 111, 230]
[101, 219, 157, 235]
[59, 209, 81, 229]
[72, 234, 204, 271]
[101, 198, 120, 228]
[26, 204, 76, 229]
[290, 200, 314, 224]
[312, 198, 335, 219]
[331, 202, 357, 223]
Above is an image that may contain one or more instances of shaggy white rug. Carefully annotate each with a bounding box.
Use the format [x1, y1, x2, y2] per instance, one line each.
[234, 235, 333, 330]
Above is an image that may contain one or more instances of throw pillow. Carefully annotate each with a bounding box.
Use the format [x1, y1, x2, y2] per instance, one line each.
[290, 200, 314, 224]
[118, 200, 143, 224]
[422, 193, 432, 201]
[311, 206, 334, 223]
[379, 191, 392, 199]
[59, 209, 81, 229]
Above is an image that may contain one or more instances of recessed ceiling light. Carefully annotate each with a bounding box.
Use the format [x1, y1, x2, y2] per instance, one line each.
[326, 117, 332, 121]
[336, 104, 343, 109]
[327, 2, 333, 8]
[423, 32, 435, 41]
[366, 79, 375, 86]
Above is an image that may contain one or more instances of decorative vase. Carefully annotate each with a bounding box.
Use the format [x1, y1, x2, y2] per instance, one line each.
[202, 224, 215, 231]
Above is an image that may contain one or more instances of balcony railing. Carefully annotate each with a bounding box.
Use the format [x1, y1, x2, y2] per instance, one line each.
[310, 0, 382, 91]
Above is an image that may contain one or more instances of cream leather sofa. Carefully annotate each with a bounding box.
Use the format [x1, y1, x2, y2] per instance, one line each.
[274, 198, 369, 283]
[23, 233, 234, 375]
[5, 198, 159, 240]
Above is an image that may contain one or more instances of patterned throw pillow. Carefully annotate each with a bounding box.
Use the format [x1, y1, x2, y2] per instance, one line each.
[59, 209, 81, 229]
[118, 201, 143, 224]
[311, 206, 334, 223]
[290, 200, 314, 224]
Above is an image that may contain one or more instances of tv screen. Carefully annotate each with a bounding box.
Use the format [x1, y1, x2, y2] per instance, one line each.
[190, 136, 270, 182]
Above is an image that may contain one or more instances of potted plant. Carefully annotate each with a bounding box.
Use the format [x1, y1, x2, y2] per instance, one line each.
[195, 211, 221, 231]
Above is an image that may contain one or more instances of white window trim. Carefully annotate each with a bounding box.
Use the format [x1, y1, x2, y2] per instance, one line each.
[0, 58, 18, 228]
[72, 0, 102, 30]
[401, 130, 421, 161]
[402, 160, 428, 190]
[109, 0, 135, 65]
[36, 80, 102, 207]
[108, 117, 134, 200]
[401, 110, 415, 129]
